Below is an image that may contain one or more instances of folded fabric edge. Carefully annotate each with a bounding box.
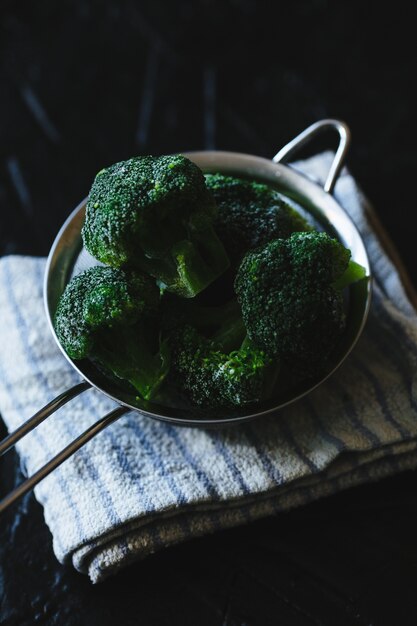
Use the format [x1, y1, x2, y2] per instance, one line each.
[58, 434, 417, 569]
[72, 441, 417, 583]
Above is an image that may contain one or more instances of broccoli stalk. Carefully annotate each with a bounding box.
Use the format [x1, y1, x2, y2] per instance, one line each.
[54, 266, 168, 401]
[333, 259, 367, 290]
[82, 155, 230, 298]
[91, 324, 170, 401]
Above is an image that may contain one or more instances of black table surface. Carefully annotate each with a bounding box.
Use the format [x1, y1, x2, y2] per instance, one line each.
[1, 2, 416, 625]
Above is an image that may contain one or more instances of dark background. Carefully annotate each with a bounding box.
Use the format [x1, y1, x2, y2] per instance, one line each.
[1, 2, 416, 624]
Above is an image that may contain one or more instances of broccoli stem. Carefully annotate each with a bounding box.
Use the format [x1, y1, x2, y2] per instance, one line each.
[178, 297, 246, 352]
[332, 259, 367, 290]
[239, 335, 252, 350]
[189, 222, 231, 277]
[172, 240, 222, 297]
[93, 326, 169, 401]
[211, 316, 246, 353]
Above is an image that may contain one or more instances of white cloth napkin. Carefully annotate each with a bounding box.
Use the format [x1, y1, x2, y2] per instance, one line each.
[1, 152, 417, 583]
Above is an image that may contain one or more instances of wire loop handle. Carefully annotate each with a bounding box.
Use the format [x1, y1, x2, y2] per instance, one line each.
[0, 382, 90, 456]
[272, 118, 351, 194]
[0, 402, 128, 514]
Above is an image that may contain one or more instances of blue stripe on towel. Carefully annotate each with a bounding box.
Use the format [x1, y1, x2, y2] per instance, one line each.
[304, 396, 347, 454]
[351, 353, 412, 440]
[208, 434, 252, 496]
[128, 418, 188, 506]
[330, 378, 381, 447]
[245, 423, 283, 485]
[278, 417, 319, 473]
[164, 424, 220, 499]
[204, 434, 254, 523]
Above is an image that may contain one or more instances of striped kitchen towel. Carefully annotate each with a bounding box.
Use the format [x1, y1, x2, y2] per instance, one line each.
[1, 152, 417, 584]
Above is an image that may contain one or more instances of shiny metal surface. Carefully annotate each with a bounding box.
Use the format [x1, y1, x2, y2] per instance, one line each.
[0, 405, 128, 514]
[0, 382, 90, 456]
[43, 121, 372, 426]
[272, 118, 351, 193]
[0, 120, 373, 513]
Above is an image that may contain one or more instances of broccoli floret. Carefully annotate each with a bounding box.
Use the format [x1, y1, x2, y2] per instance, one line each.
[54, 266, 169, 401]
[160, 292, 280, 409]
[168, 326, 277, 409]
[234, 231, 365, 377]
[205, 173, 312, 266]
[82, 155, 230, 297]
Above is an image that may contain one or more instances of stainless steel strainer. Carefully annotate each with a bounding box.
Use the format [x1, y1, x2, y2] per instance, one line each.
[0, 119, 372, 513]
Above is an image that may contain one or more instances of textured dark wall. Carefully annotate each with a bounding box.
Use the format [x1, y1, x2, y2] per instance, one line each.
[1, 2, 417, 625]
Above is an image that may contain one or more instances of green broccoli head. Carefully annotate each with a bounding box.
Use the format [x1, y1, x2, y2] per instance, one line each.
[169, 326, 275, 409]
[54, 266, 168, 401]
[82, 155, 230, 297]
[234, 231, 356, 374]
[205, 173, 312, 267]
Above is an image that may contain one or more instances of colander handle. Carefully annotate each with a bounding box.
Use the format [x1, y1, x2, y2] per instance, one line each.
[0, 382, 91, 456]
[272, 118, 351, 194]
[0, 381, 129, 513]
